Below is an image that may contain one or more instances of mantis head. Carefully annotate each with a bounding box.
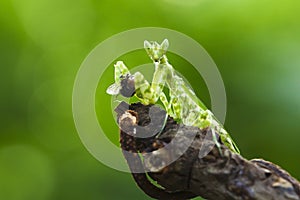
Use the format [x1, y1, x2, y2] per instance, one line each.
[144, 39, 169, 62]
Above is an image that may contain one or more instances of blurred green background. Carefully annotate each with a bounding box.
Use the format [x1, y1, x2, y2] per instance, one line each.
[1, 0, 300, 199]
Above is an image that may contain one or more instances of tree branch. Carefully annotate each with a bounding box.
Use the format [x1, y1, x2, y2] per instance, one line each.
[116, 102, 300, 200]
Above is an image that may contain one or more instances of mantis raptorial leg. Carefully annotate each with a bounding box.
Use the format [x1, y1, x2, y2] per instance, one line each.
[134, 71, 173, 116]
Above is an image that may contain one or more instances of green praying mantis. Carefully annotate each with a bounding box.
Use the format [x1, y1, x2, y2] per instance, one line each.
[107, 39, 240, 154]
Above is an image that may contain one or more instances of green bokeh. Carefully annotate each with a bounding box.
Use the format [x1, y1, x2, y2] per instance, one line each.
[1, 0, 299, 199]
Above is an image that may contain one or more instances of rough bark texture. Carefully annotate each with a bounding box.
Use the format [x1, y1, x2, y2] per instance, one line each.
[116, 102, 300, 200]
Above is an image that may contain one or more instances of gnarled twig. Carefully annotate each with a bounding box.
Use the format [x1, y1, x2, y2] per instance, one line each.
[116, 102, 300, 200]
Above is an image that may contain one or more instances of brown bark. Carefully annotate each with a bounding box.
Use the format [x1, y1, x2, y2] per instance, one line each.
[116, 102, 300, 200]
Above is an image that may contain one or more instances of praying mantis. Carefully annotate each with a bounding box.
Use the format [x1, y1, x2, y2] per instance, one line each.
[107, 39, 240, 154]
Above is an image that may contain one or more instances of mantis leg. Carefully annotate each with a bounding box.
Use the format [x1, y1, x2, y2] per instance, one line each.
[134, 70, 171, 118]
[114, 61, 131, 83]
[134, 72, 153, 105]
[159, 92, 174, 117]
[211, 127, 223, 156]
[168, 90, 181, 120]
[219, 127, 240, 154]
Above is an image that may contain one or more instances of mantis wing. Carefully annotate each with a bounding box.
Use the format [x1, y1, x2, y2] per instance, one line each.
[106, 83, 121, 95]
